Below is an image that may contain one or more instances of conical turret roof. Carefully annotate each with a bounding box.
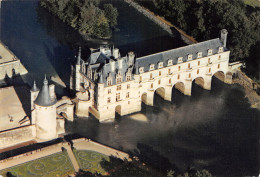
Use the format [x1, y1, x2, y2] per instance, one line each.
[31, 80, 39, 92]
[34, 76, 56, 106]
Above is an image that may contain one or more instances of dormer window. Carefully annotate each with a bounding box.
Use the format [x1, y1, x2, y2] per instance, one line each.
[197, 52, 202, 58]
[218, 47, 223, 53]
[177, 57, 183, 63]
[187, 54, 192, 61]
[107, 80, 112, 86]
[139, 67, 144, 73]
[158, 62, 163, 69]
[107, 73, 112, 86]
[126, 73, 131, 81]
[116, 77, 122, 84]
[118, 70, 122, 76]
[208, 49, 213, 56]
[168, 60, 173, 66]
[149, 64, 155, 71]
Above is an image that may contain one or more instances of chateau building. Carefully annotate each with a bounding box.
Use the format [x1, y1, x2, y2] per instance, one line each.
[71, 29, 236, 122]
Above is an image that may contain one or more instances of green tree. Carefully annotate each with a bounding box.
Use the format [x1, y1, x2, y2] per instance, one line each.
[104, 4, 118, 27]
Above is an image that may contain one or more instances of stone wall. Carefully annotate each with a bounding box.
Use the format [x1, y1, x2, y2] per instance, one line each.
[0, 125, 35, 149]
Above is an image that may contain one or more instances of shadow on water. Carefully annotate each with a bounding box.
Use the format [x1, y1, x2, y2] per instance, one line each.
[1, 1, 259, 176]
[66, 77, 259, 176]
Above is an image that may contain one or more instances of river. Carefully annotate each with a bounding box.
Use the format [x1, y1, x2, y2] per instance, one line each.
[0, 1, 259, 176]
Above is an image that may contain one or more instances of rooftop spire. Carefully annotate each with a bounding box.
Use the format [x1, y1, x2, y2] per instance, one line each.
[77, 46, 81, 65]
[135, 62, 139, 75]
[31, 80, 39, 92]
[34, 76, 56, 106]
[98, 70, 104, 83]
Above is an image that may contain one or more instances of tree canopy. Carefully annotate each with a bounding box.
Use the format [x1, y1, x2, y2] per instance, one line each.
[137, 0, 260, 81]
[40, 0, 118, 38]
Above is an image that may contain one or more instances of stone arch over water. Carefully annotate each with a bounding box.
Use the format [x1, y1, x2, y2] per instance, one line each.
[173, 82, 185, 94]
[213, 71, 226, 82]
[115, 105, 122, 115]
[193, 76, 205, 89]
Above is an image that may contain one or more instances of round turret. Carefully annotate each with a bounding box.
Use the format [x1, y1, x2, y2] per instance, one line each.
[34, 76, 57, 141]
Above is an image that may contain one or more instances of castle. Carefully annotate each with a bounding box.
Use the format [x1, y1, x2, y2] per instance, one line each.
[70, 29, 240, 122]
[0, 76, 74, 149]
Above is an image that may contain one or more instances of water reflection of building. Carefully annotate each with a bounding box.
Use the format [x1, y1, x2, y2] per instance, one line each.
[0, 42, 28, 80]
[70, 29, 242, 122]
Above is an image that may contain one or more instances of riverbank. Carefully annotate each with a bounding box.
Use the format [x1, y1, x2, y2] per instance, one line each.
[233, 70, 260, 110]
[124, 0, 197, 44]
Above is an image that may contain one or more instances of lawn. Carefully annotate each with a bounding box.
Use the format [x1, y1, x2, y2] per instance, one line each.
[73, 149, 110, 175]
[0, 151, 75, 177]
[243, 0, 260, 7]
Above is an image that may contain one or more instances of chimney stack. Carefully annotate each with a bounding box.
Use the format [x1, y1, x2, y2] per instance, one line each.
[220, 29, 228, 48]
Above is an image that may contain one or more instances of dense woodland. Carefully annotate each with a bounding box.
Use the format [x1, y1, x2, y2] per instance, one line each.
[136, 0, 260, 82]
[40, 0, 118, 38]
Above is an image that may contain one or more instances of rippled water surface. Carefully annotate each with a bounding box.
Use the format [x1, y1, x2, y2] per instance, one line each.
[1, 1, 259, 176]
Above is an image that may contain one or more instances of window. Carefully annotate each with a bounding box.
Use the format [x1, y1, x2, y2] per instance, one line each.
[188, 63, 191, 68]
[158, 80, 161, 85]
[126, 92, 130, 98]
[197, 52, 202, 58]
[107, 80, 112, 86]
[197, 69, 199, 74]
[178, 66, 181, 71]
[218, 55, 221, 60]
[117, 85, 121, 91]
[208, 49, 213, 55]
[188, 54, 192, 61]
[168, 69, 171, 74]
[178, 57, 183, 63]
[198, 61, 200, 66]
[158, 62, 163, 68]
[127, 84, 130, 89]
[108, 89, 111, 94]
[168, 60, 173, 66]
[189, 73, 191, 78]
[209, 68, 211, 73]
[169, 79, 171, 84]
[128, 101, 130, 104]
[116, 93, 120, 101]
[116, 77, 122, 84]
[218, 47, 223, 53]
[140, 76, 142, 82]
[151, 83, 153, 89]
[177, 74, 180, 79]
[218, 64, 220, 69]
[159, 71, 161, 76]
[107, 97, 111, 103]
[139, 67, 144, 73]
[149, 64, 155, 71]
[208, 58, 211, 63]
[126, 75, 131, 81]
[150, 73, 153, 80]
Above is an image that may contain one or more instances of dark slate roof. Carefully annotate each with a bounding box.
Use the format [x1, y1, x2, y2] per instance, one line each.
[135, 38, 225, 73]
[31, 80, 39, 92]
[86, 38, 226, 86]
[34, 77, 56, 106]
